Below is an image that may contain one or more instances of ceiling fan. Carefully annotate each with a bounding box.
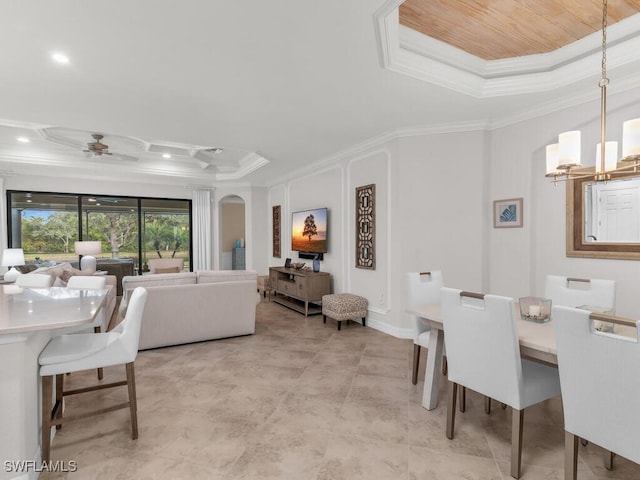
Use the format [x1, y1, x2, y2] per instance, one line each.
[82, 133, 137, 161]
[83, 133, 112, 156]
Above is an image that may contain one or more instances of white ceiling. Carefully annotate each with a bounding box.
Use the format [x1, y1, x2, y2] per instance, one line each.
[1, 0, 640, 187]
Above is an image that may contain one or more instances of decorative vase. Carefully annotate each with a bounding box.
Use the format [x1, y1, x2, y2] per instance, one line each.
[313, 258, 320, 272]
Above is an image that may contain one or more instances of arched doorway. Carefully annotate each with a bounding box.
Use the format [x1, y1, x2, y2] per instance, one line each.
[219, 195, 245, 269]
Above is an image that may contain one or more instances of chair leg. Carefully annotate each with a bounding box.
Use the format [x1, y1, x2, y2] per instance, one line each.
[126, 362, 139, 440]
[337, 320, 341, 331]
[323, 315, 327, 324]
[565, 431, 579, 480]
[55, 374, 64, 429]
[511, 408, 524, 479]
[361, 316, 366, 327]
[484, 396, 491, 414]
[459, 386, 466, 412]
[95, 326, 104, 380]
[604, 450, 614, 470]
[41, 375, 53, 463]
[412, 344, 421, 385]
[442, 356, 448, 376]
[446, 381, 457, 439]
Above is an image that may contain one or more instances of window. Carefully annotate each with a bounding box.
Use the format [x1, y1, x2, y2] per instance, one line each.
[7, 191, 192, 272]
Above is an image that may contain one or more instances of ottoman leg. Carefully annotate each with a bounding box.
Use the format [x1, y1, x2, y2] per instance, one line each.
[337, 320, 341, 331]
[323, 315, 327, 324]
[362, 317, 366, 327]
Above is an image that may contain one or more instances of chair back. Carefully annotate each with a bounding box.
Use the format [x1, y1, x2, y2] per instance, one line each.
[112, 287, 147, 362]
[66, 276, 107, 289]
[553, 305, 640, 463]
[148, 258, 184, 274]
[442, 287, 524, 408]
[405, 271, 443, 338]
[544, 275, 616, 311]
[16, 273, 53, 288]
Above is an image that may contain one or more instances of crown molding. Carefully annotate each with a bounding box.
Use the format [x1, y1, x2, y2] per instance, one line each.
[215, 153, 270, 181]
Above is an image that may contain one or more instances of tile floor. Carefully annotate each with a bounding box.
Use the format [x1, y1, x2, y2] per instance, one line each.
[41, 300, 640, 479]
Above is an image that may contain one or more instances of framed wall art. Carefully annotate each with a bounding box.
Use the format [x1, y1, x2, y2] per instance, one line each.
[356, 184, 376, 269]
[272, 205, 281, 257]
[493, 198, 523, 228]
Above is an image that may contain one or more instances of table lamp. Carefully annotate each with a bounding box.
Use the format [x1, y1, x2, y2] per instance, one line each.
[2, 248, 25, 282]
[74, 241, 102, 273]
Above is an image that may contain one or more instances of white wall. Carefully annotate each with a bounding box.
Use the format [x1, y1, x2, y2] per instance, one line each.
[488, 88, 640, 317]
[268, 130, 486, 337]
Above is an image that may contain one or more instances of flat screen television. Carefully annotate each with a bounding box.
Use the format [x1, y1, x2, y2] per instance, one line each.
[291, 207, 328, 257]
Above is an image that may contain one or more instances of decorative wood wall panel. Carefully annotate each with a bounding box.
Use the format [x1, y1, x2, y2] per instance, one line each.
[356, 184, 375, 270]
[272, 205, 281, 258]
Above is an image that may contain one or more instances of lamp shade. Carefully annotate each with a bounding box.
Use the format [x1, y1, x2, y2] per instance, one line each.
[622, 118, 640, 159]
[1, 248, 25, 267]
[545, 143, 560, 175]
[74, 241, 102, 256]
[558, 130, 581, 169]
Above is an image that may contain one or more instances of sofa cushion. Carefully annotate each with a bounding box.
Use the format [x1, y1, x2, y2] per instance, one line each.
[60, 269, 94, 283]
[196, 270, 258, 284]
[119, 272, 197, 316]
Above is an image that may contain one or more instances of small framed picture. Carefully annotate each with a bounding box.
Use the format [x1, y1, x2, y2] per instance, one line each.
[493, 198, 523, 228]
[284, 258, 292, 268]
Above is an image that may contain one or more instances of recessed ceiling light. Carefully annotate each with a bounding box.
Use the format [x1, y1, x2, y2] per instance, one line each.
[88, 198, 96, 202]
[162, 153, 171, 159]
[16, 136, 30, 143]
[51, 52, 70, 64]
[26, 199, 32, 203]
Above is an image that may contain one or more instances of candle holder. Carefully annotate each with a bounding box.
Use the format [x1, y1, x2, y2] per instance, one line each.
[519, 296, 552, 323]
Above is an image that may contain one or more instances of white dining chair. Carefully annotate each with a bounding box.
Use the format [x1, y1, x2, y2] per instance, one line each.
[39, 287, 147, 462]
[441, 288, 561, 479]
[15, 273, 53, 288]
[405, 271, 444, 385]
[544, 275, 616, 311]
[65, 275, 109, 378]
[553, 305, 640, 479]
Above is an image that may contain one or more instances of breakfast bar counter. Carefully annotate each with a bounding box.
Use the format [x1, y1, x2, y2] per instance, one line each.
[0, 285, 107, 480]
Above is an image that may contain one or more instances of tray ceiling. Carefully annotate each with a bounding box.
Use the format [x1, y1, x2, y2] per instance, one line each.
[400, 0, 640, 61]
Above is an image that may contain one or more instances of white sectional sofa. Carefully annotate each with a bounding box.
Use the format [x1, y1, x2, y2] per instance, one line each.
[120, 270, 258, 350]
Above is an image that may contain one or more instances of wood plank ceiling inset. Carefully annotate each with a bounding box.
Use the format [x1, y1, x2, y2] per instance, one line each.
[399, 0, 640, 61]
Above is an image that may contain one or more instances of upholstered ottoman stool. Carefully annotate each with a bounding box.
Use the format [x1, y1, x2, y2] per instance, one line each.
[322, 293, 368, 330]
[257, 275, 272, 300]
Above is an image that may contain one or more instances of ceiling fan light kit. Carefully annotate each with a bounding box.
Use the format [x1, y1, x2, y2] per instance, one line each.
[84, 133, 112, 156]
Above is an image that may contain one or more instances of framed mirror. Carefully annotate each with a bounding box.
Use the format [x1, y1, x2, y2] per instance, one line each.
[567, 170, 640, 260]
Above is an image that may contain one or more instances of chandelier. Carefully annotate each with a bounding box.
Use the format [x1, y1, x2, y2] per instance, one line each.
[545, 0, 640, 182]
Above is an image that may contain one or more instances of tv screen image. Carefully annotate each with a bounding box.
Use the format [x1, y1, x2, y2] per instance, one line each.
[291, 207, 328, 254]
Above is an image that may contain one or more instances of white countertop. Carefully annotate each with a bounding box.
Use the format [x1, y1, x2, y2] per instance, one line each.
[0, 285, 108, 335]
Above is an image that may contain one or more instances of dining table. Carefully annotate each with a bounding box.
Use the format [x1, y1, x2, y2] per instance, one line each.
[408, 302, 636, 411]
[0, 285, 108, 480]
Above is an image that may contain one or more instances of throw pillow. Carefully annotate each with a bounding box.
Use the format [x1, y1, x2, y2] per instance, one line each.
[155, 266, 181, 274]
[60, 269, 94, 283]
